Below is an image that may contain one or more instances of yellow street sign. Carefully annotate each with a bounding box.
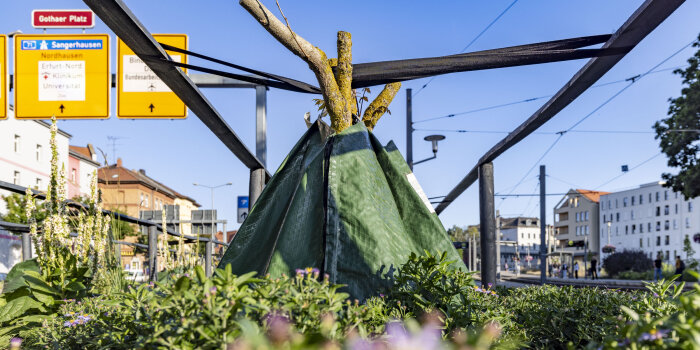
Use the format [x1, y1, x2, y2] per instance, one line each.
[0, 35, 7, 119]
[14, 34, 110, 119]
[117, 34, 187, 119]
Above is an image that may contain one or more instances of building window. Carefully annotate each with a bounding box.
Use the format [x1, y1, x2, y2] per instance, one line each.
[665, 251, 670, 261]
[664, 220, 670, 231]
[664, 205, 669, 215]
[608, 200, 611, 209]
[665, 235, 670, 245]
[673, 219, 678, 229]
[615, 199, 618, 208]
[36, 144, 42, 161]
[631, 196, 635, 206]
[585, 225, 589, 235]
[616, 227, 619, 235]
[640, 238, 643, 248]
[656, 236, 661, 246]
[689, 202, 694, 213]
[602, 214, 606, 222]
[640, 224, 644, 233]
[649, 193, 652, 203]
[675, 204, 679, 214]
[631, 210, 635, 219]
[623, 197, 628, 207]
[575, 212, 579, 222]
[13, 171, 20, 185]
[625, 225, 629, 235]
[656, 222, 661, 231]
[35, 178, 42, 189]
[656, 206, 661, 216]
[656, 192, 660, 202]
[71, 168, 77, 183]
[585, 211, 589, 221]
[686, 218, 691, 228]
[632, 224, 636, 234]
[675, 192, 679, 199]
[648, 222, 652, 232]
[639, 194, 643, 204]
[664, 191, 668, 200]
[616, 212, 620, 222]
[14, 135, 20, 153]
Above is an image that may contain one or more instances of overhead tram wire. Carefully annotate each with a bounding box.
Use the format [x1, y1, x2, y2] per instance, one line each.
[413, 128, 655, 134]
[593, 152, 663, 190]
[412, 65, 684, 125]
[411, 0, 520, 98]
[492, 39, 694, 207]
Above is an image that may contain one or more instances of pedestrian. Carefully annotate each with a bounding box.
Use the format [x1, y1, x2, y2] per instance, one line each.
[574, 262, 579, 279]
[675, 256, 685, 276]
[515, 259, 521, 276]
[548, 263, 553, 277]
[591, 258, 598, 280]
[653, 253, 663, 281]
[562, 262, 568, 278]
[505, 262, 509, 273]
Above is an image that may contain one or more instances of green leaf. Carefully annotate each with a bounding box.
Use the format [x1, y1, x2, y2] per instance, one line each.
[2, 259, 40, 294]
[31, 290, 56, 306]
[64, 281, 86, 292]
[0, 296, 43, 323]
[175, 276, 191, 292]
[23, 274, 59, 296]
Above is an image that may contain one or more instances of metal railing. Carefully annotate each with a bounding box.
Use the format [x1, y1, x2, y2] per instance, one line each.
[0, 180, 228, 279]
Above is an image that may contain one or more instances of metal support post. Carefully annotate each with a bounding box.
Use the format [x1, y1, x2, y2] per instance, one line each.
[205, 240, 213, 277]
[255, 85, 268, 167]
[249, 168, 266, 207]
[539, 165, 547, 285]
[478, 162, 496, 286]
[148, 225, 158, 281]
[22, 232, 31, 261]
[406, 88, 413, 170]
[496, 211, 501, 279]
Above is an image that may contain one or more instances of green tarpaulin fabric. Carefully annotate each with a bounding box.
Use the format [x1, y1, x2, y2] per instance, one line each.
[219, 121, 465, 300]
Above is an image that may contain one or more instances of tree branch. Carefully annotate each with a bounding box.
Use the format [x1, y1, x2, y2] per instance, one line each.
[363, 82, 401, 130]
[336, 32, 356, 117]
[239, 0, 351, 132]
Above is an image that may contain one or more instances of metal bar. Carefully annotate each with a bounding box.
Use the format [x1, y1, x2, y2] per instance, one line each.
[256, 86, 268, 167]
[83, 0, 269, 177]
[406, 88, 413, 170]
[0, 180, 228, 246]
[479, 162, 497, 286]
[249, 168, 266, 208]
[496, 211, 501, 279]
[22, 232, 32, 261]
[205, 240, 213, 277]
[434, 0, 684, 214]
[148, 225, 157, 281]
[539, 165, 547, 285]
[191, 73, 263, 89]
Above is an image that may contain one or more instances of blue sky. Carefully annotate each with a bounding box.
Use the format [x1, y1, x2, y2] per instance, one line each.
[2, 0, 699, 230]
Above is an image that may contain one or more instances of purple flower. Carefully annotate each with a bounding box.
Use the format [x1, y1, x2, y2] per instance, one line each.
[653, 293, 659, 298]
[379, 293, 385, 298]
[64, 321, 73, 327]
[639, 329, 670, 341]
[209, 286, 217, 295]
[487, 283, 493, 288]
[295, 268, 305, 275]
[9, 338, 21, 350]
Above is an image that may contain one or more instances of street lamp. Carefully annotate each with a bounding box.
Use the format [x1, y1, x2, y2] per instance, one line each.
[413, 135, 445, 166]
[193, 182, 232, 241]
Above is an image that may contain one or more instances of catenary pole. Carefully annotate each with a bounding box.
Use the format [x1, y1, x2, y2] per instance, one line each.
[256, 86, 268, 167]
[539, 165, 547, 285]
[479, 162, 497, 286]
[406, 88, 413, 170]
[148, 225, 157, 281]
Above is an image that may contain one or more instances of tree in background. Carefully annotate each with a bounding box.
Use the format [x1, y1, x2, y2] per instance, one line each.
[1, 194, 48, 225]
[446, 225, 466, 241]
[654, 33, 700, 199]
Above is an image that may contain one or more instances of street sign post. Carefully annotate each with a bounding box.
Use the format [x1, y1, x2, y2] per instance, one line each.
[14, 34, 110, 119]
[32, 10, 95, 29]
[0, 35, 6, 119]
[237, 196, 249, 223]
[117, 34, 187, 118]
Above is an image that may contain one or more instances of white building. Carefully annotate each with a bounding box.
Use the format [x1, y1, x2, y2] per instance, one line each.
[0, 108, 71, 214]
[498, 216, 555, 267]
[599, 181, 700, 262]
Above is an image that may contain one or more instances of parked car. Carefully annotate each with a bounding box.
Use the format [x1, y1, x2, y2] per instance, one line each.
[126, 270, 147, 283]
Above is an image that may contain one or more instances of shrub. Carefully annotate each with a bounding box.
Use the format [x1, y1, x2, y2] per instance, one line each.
[603, 250, 653, 277]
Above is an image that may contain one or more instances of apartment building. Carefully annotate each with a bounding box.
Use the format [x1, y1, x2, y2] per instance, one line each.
[553, 189, 608, 265]
[0, 110, 70, 202]
[599, 181, 700, 261]
[68, 144, 101, 199]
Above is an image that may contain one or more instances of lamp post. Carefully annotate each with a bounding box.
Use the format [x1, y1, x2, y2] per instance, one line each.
[193, 182, 232, 241]
[413, 135, 446, 166]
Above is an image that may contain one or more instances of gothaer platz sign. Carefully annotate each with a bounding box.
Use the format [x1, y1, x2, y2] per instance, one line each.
[32, 10, 95, 29]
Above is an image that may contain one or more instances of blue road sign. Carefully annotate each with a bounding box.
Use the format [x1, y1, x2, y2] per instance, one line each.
[238, 196, 249, 209]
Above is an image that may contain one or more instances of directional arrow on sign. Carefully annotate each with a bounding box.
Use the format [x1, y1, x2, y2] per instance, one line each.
[59, 104, 65, 113]
[148, 104, 155, 112]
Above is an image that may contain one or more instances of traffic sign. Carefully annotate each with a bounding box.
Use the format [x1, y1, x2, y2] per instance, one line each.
[14, 34, 110, 119]
[0, 35, 7, 119]
[32, 10, 95, 29]
[117, 34, 187, 119]
[237, 196, 249, 223]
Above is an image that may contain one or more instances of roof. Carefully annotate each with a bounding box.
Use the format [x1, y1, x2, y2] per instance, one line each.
[575, 189, 610, 203]
[69, 145, 100, 167]
[501, 217, 539, 229]
[97, 163, 201, 207]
